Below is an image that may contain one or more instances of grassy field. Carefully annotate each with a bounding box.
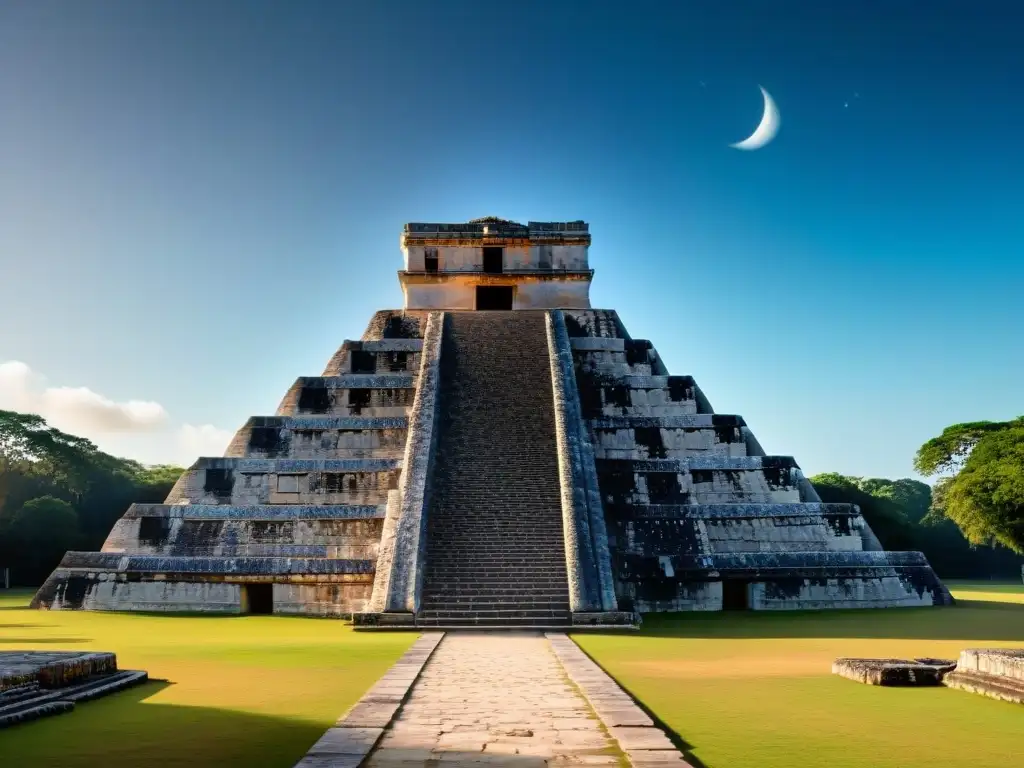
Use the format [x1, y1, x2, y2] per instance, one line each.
[0, 589, 415, 767]
[574, 581, 1024, 768]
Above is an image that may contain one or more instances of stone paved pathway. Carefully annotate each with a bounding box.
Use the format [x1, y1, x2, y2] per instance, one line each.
[364, 632, 622, 767]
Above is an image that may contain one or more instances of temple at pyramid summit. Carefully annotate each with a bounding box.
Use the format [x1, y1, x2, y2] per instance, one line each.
[32, 217, 953, 626]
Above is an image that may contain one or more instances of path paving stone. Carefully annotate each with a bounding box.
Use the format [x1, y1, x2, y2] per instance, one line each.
[299, 631, 690, 768]
[293, 633, 444, 768]
[364, 632, 622, 767]
[546, 634, 693, 768]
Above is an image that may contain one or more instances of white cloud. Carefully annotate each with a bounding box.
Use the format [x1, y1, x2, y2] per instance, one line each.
[0, 360, 236, 467]
[0, 360, 168, 433]
[177, 423, 234, 460]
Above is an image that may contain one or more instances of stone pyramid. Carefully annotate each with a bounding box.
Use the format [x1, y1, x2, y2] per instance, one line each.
[33, 218, 952, 626]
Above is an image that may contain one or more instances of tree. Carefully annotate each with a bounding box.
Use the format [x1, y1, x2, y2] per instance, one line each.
[857, 478, 932, 523]
[0, 409, 185, 585]
[915, 417, 1024, 553]
[809, 473, 917, 550]
[809, 471, 1024, 578]
[5, 496, 80, 584]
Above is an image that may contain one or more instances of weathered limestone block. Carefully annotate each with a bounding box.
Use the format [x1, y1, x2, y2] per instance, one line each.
[277, 375, 417, 417]
[366, 311, 445, 615]
[225, 417, 410, 461]
[273, 582, 373, 616]
[956, 648, 1024, 682]
[1, 652, 118, 691]
[546, 309, 617, 612]
[164, 458, 401, 506]
[323, 340, 423, 377]
[103, 514, 384, 559]
[833, 657, 956, 686]
[751, 576, 942, 610]
[623, 580, 723, 613]
[945, 649, 1024, 704]
[360, 310, 431, 341]
[35, 576, 242, 612]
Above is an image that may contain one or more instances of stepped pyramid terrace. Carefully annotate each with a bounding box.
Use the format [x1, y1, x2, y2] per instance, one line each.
[32, 217, 953, 627]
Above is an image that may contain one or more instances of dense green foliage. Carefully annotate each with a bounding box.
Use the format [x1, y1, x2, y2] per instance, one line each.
[915, 417, 1024, 553]
[0, 410, 183, 585]
[810, 472, 1023, 578]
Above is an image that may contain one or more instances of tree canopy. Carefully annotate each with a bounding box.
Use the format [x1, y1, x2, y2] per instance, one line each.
[809, 471, 1024, 578]
[0, 409, 184, 585]
[915, 417, 1024, 553]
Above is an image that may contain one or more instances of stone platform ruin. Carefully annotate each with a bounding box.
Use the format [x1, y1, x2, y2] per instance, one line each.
[832, 657, 956, 687]
[33, 217, 952, 627]
[944, 648, 1024, 704]
[0, 651, 147, 728]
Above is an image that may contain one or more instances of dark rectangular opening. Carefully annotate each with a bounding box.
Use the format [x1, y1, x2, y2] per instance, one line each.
[244, 583, 274, 615]
[138, 517, 171, 547]
[351, 350, 376, 373]
[203, 468, 234, 498]
[248, 426, 286, 457]
[424, 247, 438, 273]
[384, 351, 408, 372]
[348, 388, 372, 412]
[483, 246, 503, 273]
[298, 386, 332, 413]
[722, 580, 750, 611]
[646, 473, 684, 503]
[476, 285, 513, 310]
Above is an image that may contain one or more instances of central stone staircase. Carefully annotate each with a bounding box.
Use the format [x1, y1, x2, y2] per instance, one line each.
[418, 311, 572, 628]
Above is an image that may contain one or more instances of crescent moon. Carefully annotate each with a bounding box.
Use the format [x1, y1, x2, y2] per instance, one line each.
[730, 85, 780, 151]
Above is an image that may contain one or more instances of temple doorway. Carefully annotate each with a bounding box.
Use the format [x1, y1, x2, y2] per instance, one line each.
[483, 246, 504, 273]
[722, 580, 750, 610]
[476, 286, 513, 310]
[243, 583, 274, 614]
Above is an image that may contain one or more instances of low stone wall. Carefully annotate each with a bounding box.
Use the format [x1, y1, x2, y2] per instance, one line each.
[102, 516, 384, 559]
[1, 652, 118, 692]
[597, 457, 806, 506]
[276, 375, 417, 417]
[322, 340, 423, 377]
[703, 517, 866, 553]
[833, 657, 955, 686]
[625, 580, 723, 612]
[164, 458, 401, 506]
[33, 572, 375, 614]
[956, 648, 1024, 682]
[945, 649, 1024, 704]
[225, 416, 410, 460]
[750, 576, 940, 609]
[35, 576, 243, 612]
[273, 582, 374, 616]
[590, 419, 748, 460]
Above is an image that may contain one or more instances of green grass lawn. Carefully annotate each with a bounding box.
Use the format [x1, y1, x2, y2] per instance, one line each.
[0, 589, 415, 768]
[573, 581, 1024, 768]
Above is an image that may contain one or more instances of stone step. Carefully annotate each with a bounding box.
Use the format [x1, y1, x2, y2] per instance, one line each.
[425, 558, 567, 565]
[944, 671, 1024, 704]
[418, 608, 571, 619]
[422, 578, 568, 587]
[423, 572, 568, 582]
[415, 616, 572, 628]
[420, 600, 570, 611]
[0, 670, 148, 729]
[419, 312, 570, 626]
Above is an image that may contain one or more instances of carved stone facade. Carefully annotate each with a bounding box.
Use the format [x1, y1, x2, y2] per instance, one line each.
[400, 218, 593, 310]
[32, 219, 951, 622]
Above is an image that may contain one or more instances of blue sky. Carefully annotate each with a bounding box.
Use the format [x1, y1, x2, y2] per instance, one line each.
[1, 1, 1021, 476]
